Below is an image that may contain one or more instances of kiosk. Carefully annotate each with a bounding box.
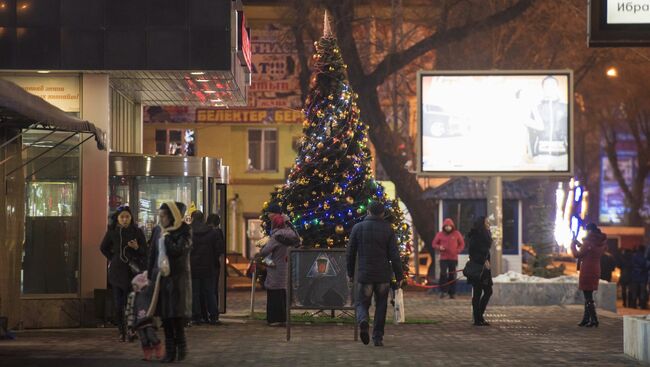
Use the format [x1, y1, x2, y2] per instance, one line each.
[108, 153, 230, 313]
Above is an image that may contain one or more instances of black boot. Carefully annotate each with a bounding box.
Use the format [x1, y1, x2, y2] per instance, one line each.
[176, 321, 188, 362]
[472, 306, 482, 326]
[578, 301, 590, 327]
[478, 295, 491, 326]
[160, 322, 176, 363]
[586, 301, 599, 328]
[116, 311, 126, 342]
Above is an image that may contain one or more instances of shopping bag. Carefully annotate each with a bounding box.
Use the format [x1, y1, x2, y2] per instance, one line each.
[157, 236, 170, 277]
[392, 288, 405, 324]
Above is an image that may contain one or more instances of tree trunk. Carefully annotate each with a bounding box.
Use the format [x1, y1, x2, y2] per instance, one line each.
[354, 82, 438, 246]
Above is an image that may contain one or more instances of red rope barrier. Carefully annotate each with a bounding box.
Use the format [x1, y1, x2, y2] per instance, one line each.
[407, 269, 465, 289]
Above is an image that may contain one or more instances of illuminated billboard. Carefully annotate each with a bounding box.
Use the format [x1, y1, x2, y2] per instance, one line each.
[417, 70, 573, 176]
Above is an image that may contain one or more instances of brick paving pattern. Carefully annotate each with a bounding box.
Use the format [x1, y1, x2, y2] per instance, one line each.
[0, 290, 642, 366]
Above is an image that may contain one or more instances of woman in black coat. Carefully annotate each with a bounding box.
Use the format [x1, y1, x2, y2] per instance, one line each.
[466, 216, 493, 326]
[99, 206, 147, 341]
[148, 201, 192, 363]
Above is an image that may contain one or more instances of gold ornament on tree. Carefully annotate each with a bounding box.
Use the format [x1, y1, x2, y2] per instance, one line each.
[335, 225, 345, 234]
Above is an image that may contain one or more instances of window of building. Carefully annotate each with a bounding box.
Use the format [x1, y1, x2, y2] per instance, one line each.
[247, 129, 278, 171]
[22, 131, 81, 295]
[155, 129, 195, 156]
[441, 199, 519, 255]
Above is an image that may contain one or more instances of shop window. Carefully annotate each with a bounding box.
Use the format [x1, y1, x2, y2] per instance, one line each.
[247, 129, 278, 171]
[155, 129, 195, 156]
[442, 199, 519, 255]
[22, 131, 81, 295]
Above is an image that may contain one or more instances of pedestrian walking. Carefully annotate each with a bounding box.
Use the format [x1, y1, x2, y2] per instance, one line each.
[571, 223, 607, 327]
[100, 205, 147, 341]
[189, 210, 222, 325]
[205, 213, 226, 324]
[431, 218, 465, 298]
[466, 216, 493, 326]
[600, 250, 616, 282]
[257, 214, 300, 326]
[148, 201, 192, 363]
[618, 249, 633, 307]
[125, 271, 163, 361]
[629, 245, 648, 309]
[347, 201, 404, 346]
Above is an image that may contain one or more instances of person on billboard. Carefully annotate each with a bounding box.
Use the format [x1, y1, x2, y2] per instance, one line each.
[347, 201, 404, 346]
[430, 218, 465, 298]
[515, 88, 544, 160]
[532, 76, 568, 156]
[571, 223, 607, 327]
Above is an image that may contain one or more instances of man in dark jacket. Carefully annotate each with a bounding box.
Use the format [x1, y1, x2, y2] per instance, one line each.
[629, 245, 648, 309]
[347, 201, 403, 347]
[189, 210, 222, 324]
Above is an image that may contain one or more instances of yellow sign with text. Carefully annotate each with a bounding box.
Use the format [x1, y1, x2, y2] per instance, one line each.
[196, 109, 302, 124]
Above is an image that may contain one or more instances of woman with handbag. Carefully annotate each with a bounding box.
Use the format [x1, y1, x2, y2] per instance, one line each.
[571, 223, 607, 327]
[100, 206, 147, 341]
[148, 201, 192, 363]
[257, 214, 300, 326]
[466, 216, 493, 326]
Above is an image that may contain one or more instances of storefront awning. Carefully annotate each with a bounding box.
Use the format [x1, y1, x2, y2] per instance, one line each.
[422, 177, 533, 200]
[0, 79, 106, 150]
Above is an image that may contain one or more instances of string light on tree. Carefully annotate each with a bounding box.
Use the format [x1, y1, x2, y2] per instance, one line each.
[259, 11, 412, 276]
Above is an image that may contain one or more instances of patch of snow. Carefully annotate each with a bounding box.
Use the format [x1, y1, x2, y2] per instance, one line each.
[492, 271, 607, 284]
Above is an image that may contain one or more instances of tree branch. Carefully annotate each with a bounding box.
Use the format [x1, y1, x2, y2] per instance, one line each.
[366, 0, 535, 87]
[598, 115, 637, 207]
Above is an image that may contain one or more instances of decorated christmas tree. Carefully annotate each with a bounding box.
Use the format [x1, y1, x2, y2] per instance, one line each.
[260, 13, 411, 276]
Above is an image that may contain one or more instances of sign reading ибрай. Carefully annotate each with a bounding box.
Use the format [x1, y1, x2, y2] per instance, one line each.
[607, 0, 650, 24]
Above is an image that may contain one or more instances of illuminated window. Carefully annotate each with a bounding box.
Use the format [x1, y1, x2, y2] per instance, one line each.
[155, 129, 195, 156]
[22, 131, 81, 295]
[247, 129, 278, 171]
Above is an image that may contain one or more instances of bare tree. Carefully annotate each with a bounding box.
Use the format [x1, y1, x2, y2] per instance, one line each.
[281, 0, 633, 245]
[587, 63, 650, 226]
[322, 0, 535, 245]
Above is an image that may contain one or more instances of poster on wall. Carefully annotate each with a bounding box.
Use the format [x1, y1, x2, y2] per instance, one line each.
[418, 71, 572, 175]
[599, 134, 650, 224]
[249, 25, 305, 109]
[1, 75, 80, 113]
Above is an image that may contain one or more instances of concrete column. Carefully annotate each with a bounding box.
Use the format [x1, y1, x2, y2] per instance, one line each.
[0, 128, 25, 329]
[134, 103, 143, 153]
[487, 176, 503, 275]
[80, 74, 109, 301]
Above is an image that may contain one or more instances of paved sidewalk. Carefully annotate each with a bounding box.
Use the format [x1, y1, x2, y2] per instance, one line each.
[0, 290, 641, 367]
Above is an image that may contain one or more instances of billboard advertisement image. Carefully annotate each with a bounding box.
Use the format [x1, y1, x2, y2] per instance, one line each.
[418, 71, 573, 175]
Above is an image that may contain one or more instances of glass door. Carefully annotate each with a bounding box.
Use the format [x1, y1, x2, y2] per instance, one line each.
[208, 180, 227, 314]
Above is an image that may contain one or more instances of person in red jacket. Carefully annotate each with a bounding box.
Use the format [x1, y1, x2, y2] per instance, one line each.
[431, 218, 465, 298]
[571, 222, 607, 328]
